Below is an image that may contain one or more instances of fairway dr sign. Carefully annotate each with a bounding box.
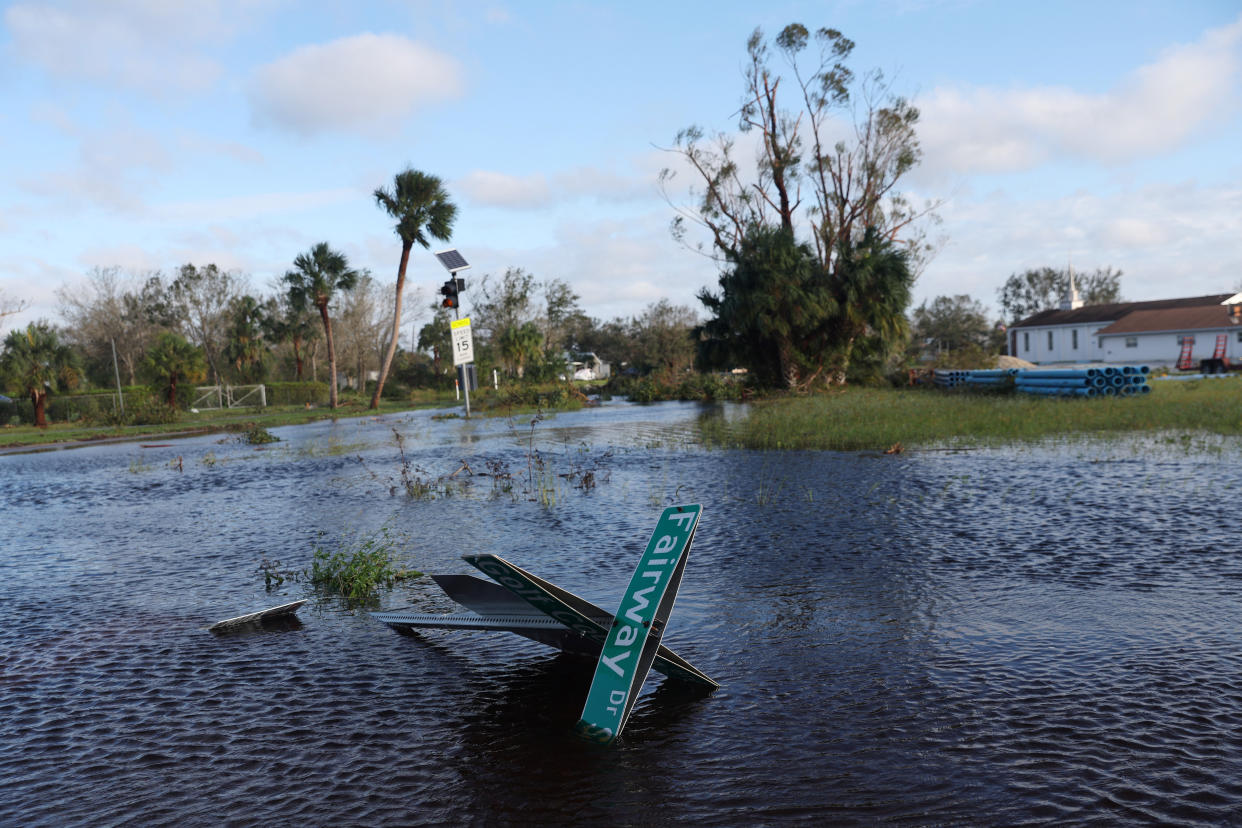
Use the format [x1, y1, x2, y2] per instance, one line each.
[450, 318, 474, 366]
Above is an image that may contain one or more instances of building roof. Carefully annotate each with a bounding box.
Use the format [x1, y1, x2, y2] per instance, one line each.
[1012, 294, 1234, 329]
[1095, 305, 1240, 336]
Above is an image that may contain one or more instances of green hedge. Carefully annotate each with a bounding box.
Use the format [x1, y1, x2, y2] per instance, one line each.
[265, 382, 329, 406]
[605, 372, 749, 402]
[0, 396, 31, 426]
[0, 381, 330, 426]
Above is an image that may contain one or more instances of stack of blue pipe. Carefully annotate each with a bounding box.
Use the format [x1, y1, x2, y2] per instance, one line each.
[961, 369, 1018, 389]
[933, 366, 1152, 398]
[933, 369, 967, 388]
[934, 369, 1018, 388]
[1013, 366, 1150, 398]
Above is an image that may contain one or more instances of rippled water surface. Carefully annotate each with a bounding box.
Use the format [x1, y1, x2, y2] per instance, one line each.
[3, 402, 1242, 826]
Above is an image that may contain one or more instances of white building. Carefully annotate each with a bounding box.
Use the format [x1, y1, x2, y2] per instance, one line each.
[1009, 292, 1242, 368]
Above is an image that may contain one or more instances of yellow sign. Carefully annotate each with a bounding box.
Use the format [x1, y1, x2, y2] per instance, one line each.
[450, 317, 473, 366]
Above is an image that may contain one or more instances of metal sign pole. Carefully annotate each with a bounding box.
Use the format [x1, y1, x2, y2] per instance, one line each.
[451, 314, 473, 420]
[456, 306, 470, 419]
[110, 339, 125, 416]
[436, 250, 473, 420]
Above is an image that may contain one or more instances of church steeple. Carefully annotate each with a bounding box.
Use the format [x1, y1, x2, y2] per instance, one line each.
[1060, 260, 1084, 310]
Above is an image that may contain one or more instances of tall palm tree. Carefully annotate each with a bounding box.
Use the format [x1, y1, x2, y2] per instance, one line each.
[0, 322, 81, 427]
[284, 242, 360, 409]
[144, 332, 206, 406]
[371, 167, 457, 409]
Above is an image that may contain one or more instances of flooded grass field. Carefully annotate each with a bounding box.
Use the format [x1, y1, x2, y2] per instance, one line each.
[3, 401, 1241, 825]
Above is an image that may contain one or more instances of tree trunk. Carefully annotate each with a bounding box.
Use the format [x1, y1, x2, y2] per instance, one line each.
[31, 389, 47, 428]
[204, 348, 221, 387]
[370, 241, 413, 409]
[292, 334, 304, 381]
[319, 302, 339, 409]
[167, 374, 178, 406]
[833, 336, 856, 386]
[778, 339, 798, 390]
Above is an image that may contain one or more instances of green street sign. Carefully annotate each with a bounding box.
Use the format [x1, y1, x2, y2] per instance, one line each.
[575, 504, 702, 744]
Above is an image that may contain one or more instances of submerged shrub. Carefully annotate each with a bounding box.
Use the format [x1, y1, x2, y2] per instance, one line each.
[130, 395, 181, 425]
[306, 527, 419, 605]
[234, 423, 279, 444]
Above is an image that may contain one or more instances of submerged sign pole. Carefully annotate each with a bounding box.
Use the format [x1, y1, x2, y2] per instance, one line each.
[575, 504, 702, 744]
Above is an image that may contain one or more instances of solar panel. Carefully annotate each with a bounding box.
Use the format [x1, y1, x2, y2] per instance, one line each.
[435, 248, 470, 272]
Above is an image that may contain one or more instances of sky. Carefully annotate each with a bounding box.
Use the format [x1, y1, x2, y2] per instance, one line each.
[1, 0, 1240, 343]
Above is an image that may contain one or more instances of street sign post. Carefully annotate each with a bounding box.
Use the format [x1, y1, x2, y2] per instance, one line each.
[451, 317, 474, 417]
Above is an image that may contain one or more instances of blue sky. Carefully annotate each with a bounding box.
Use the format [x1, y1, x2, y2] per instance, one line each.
[2, 0, 1240, 340]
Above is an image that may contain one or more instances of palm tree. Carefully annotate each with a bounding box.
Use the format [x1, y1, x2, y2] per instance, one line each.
[223, 294, 269, 383]
[283, 242, 360, 409]
[371, 167, 457, 409]
[263, 296, 319, 381]
[498, 322, 543, 379]
[144, 332, 207, 406]
[0, 322, 80, 427]
[828, 225, 915, 383]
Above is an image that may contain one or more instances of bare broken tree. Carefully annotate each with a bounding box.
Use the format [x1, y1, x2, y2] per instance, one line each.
[661, 24, 938, 272]
[0, 289, 29, 336]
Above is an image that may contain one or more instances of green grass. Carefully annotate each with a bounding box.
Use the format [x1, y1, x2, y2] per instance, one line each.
[698, 379, 1242, 451]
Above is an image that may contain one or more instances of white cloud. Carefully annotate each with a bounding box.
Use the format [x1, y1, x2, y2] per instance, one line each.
[17, 123, 174, 213]
[555, 166, 653, 203]
[457, 162, 659, 209]
[157, 187, 362, 223]
[456, 170, 551, 208]
[3, 2, 237, 96]
[176, 133, 265, 166]
[248, 33, 463, 136]
[919, 15, 1242, 174]
[917, 181, 1242, 313]
[499, 212, 715, 321]
[72, 243, 163, 275]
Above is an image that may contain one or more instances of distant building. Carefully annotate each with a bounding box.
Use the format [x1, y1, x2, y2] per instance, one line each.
[568, 352, 610, 381]
[1009, 292, 1242, 368]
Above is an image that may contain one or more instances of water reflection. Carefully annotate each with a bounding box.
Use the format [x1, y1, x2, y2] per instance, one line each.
[2, 403, 1241, 824]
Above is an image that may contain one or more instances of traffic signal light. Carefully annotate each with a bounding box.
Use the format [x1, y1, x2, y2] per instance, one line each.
[440, 278, 459, 309]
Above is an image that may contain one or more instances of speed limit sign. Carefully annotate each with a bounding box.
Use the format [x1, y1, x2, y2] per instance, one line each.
[450, 318, 474, 366]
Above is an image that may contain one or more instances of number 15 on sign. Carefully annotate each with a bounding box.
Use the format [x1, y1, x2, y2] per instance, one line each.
[451, 318, 474, 366]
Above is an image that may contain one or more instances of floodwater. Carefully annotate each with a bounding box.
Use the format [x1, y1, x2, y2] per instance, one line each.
[2, 402, 1241, 826]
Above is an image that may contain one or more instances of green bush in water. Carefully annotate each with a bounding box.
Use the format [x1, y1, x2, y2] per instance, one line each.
[306, 528, 419, 605]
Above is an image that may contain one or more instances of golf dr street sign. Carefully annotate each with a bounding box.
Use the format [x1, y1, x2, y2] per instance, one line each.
[369, 504, 714, 745]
